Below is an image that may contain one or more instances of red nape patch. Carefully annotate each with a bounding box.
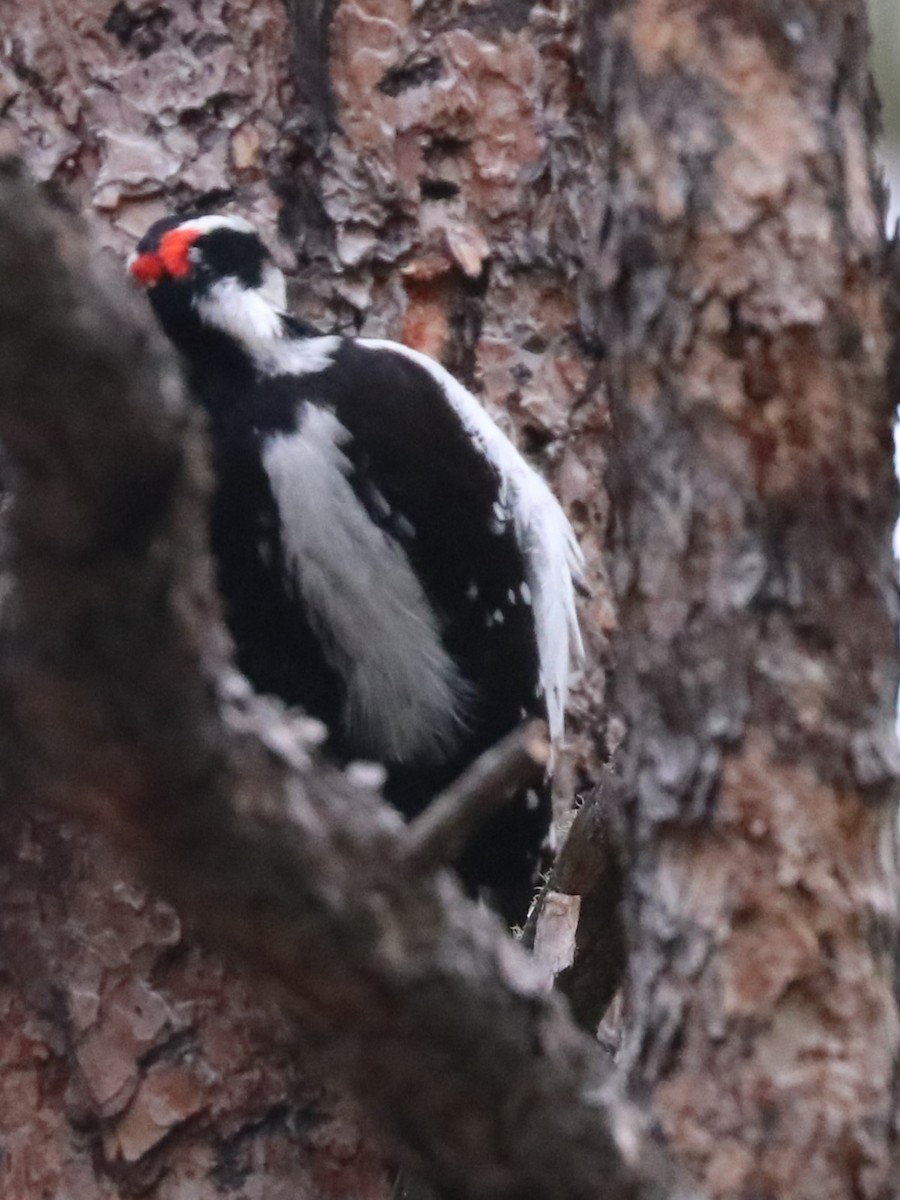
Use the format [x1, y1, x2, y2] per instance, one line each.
[130, 252, 165, 286]
[159, 227, 201, 279]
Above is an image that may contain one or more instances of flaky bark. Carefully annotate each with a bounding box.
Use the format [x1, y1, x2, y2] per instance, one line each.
[0, 2, 613, 1194]
[582, 5, 900, 1198]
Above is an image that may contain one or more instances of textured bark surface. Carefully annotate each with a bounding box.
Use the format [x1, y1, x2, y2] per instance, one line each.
[0, 2, 612, 1196]
[581, 5, 900, 1199]
[0, 813, 387, 1200]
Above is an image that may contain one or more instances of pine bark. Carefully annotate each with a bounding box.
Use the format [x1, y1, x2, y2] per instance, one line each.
[584, 6, 900, 1199]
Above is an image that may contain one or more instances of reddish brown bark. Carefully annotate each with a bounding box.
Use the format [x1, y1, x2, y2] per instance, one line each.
[0, 812, 387, 1200]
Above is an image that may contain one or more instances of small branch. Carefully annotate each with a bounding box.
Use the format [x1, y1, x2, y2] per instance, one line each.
[523, 773, 627, 1033]
[404, 720, 549, 872]
[548, 775, 627, 1032]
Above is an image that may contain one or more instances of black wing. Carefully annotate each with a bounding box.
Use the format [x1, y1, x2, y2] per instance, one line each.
[206, 337, 551, 919]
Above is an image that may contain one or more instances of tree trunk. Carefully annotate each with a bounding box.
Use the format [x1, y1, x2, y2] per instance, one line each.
[584, 5, 900, 1198]
[0, 1, 897, 1199]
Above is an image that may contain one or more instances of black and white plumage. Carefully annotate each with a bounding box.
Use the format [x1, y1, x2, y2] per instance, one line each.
[130, 213, 584, 920]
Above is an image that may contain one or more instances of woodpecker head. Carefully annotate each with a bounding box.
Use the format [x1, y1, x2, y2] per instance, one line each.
[129, 214, 288, 354]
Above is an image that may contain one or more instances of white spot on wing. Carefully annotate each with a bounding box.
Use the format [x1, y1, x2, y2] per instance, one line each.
[358, 338, 585, 746]
[259, 261, 288, 310]
[369, 488, 392, 519]
[467, 581, 479, 601]
[267, 334, 341, 376]
[263, 405, 468, 763]
[395, 513, 416, 539]
[345, 760, 388, 790]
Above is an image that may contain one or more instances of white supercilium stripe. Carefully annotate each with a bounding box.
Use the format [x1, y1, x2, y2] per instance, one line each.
[178, 214, 259, 237]
[263, 405, 469, 763]
[359, 339, 585, 745]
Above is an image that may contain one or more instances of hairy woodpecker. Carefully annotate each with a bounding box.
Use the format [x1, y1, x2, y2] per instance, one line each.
[129, 213, 584, 921]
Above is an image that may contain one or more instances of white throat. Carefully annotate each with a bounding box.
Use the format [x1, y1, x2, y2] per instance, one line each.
[195, 265, 285, 342]
[194, 270, 340, 378]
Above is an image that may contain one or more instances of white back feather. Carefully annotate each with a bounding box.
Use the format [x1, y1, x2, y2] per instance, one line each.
[264, 407, 469, 762]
